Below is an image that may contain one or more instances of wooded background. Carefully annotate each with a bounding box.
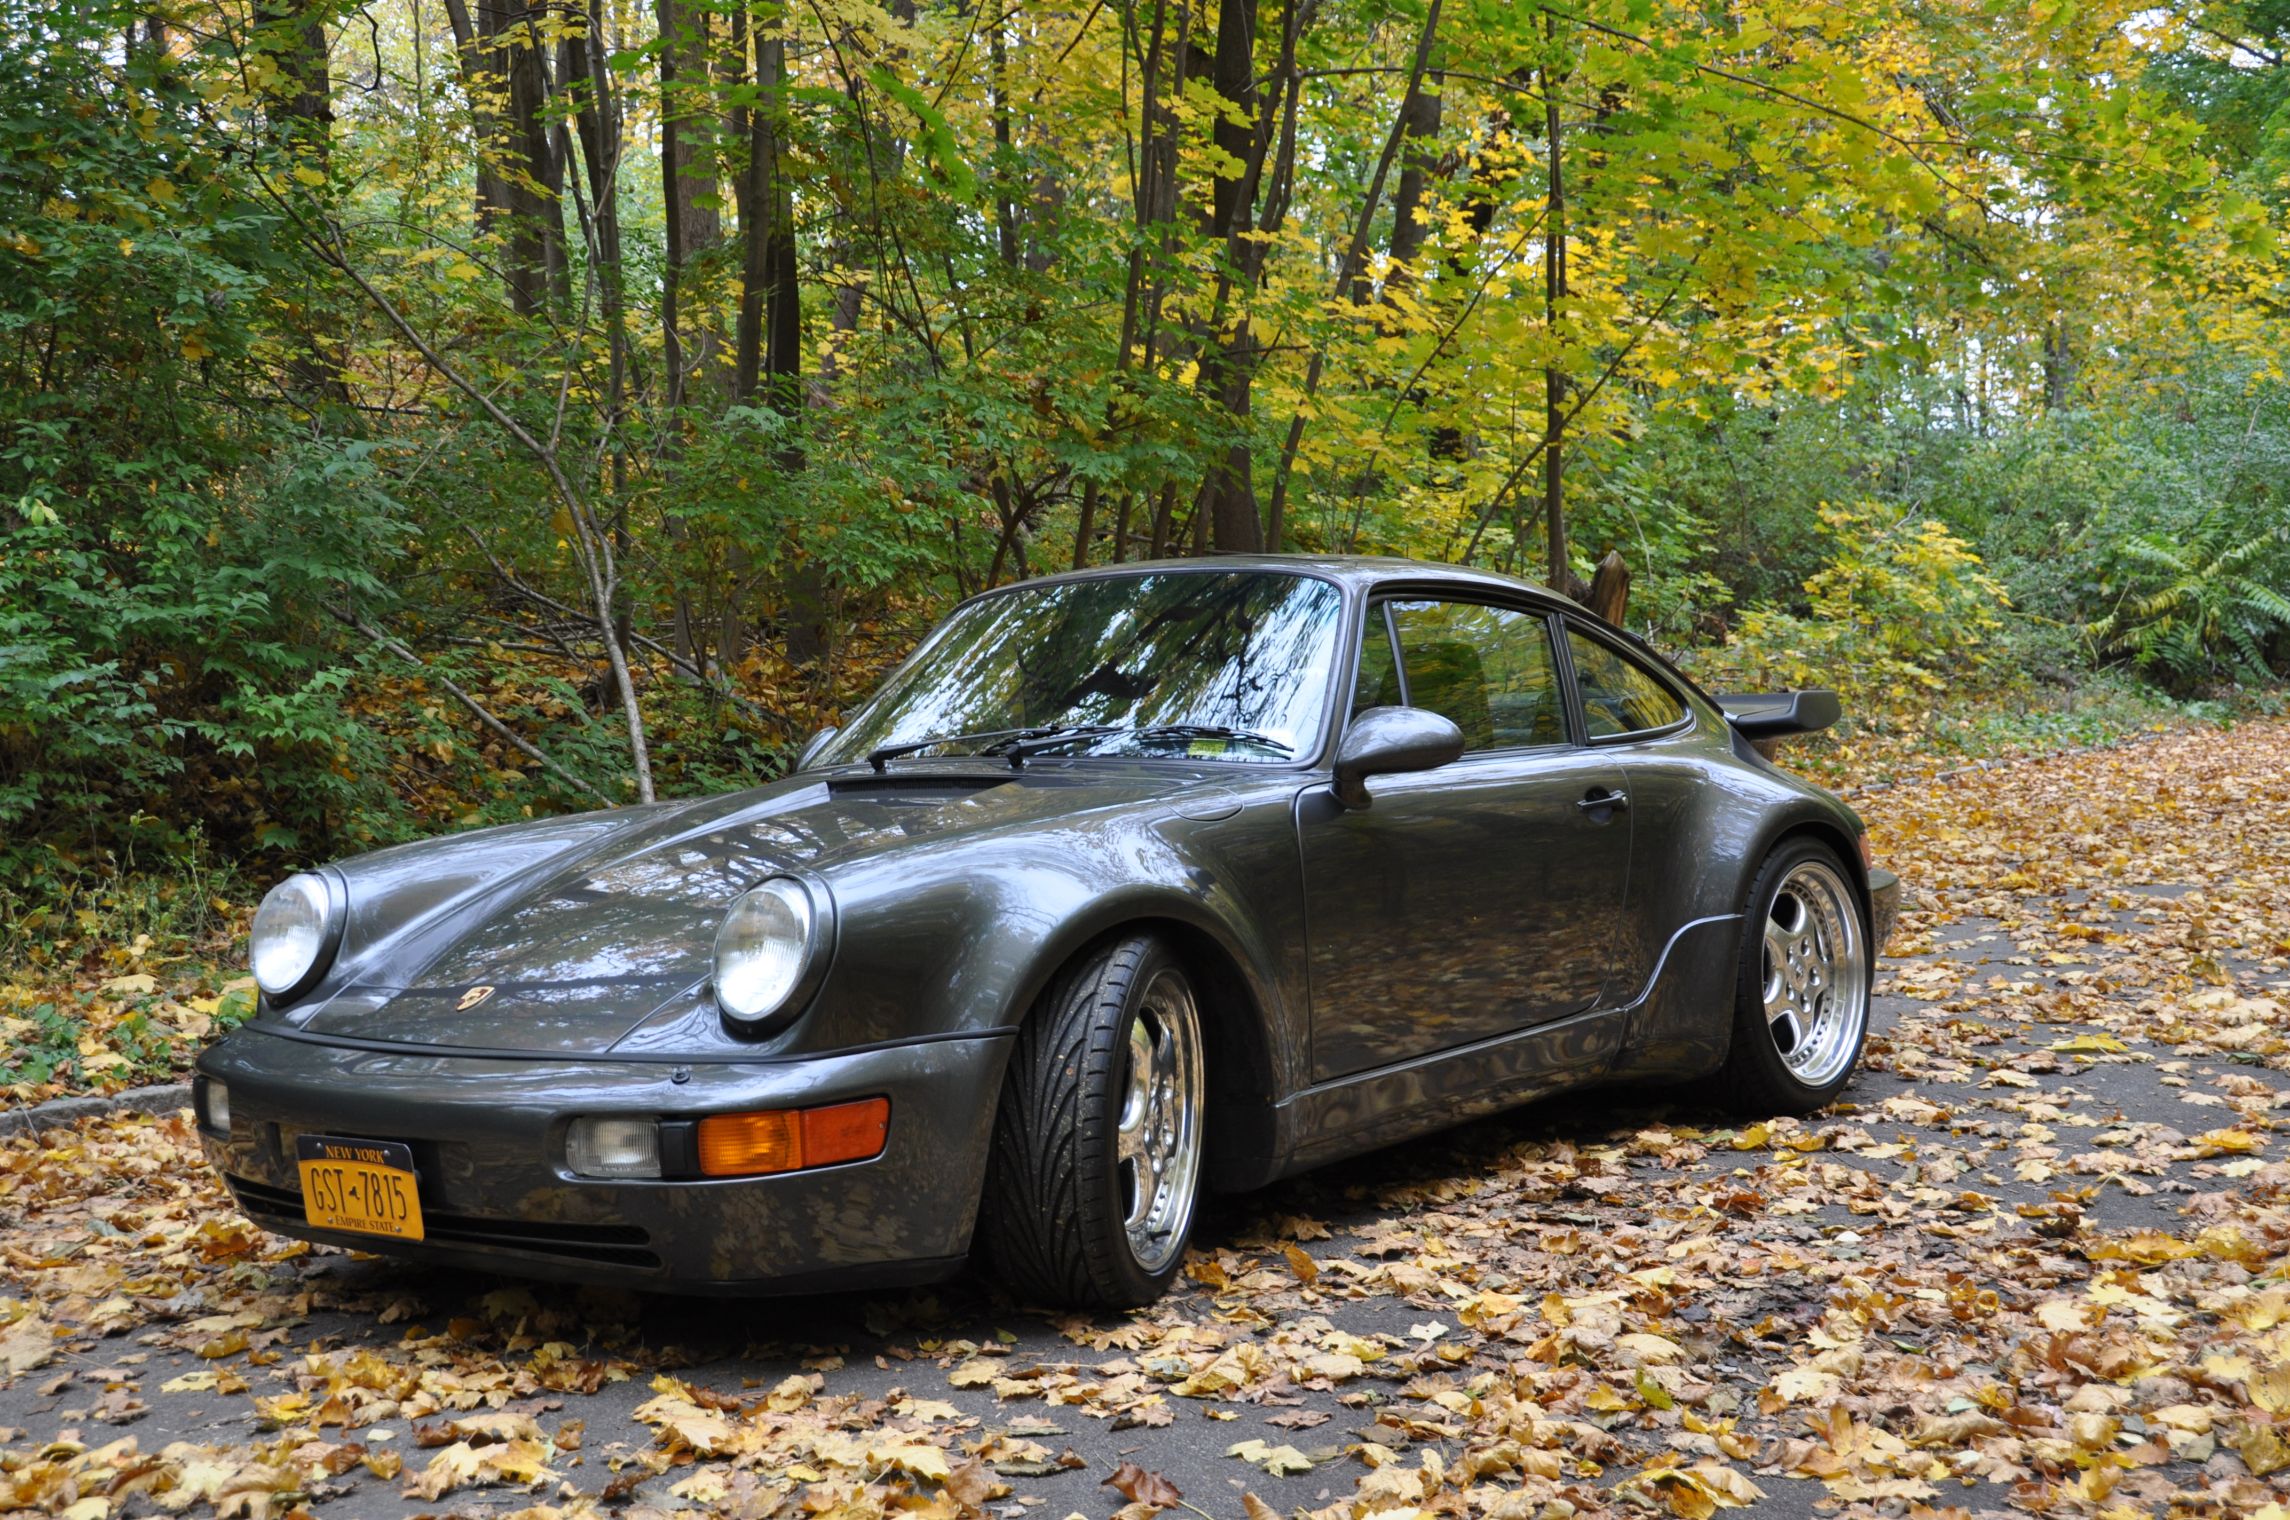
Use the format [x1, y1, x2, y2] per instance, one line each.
[4, 0, 2288, 891]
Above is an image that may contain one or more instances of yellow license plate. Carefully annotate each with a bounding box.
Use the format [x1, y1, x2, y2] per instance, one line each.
[295, 1135, 425, 1242]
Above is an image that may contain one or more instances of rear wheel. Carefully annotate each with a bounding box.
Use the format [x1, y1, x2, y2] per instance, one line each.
[982, 934, 1205, 1308]
[1715, 840, 1870, 1114]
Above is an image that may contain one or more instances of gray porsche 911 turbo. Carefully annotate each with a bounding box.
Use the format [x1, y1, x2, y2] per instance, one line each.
[196, 556, 1899, 1307]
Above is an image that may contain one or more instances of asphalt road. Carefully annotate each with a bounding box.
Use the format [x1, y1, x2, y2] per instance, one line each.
[7, 735, 2290, 1520]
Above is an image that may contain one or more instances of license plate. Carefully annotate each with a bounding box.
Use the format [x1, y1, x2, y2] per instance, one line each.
[296, 1135, 425, 1242]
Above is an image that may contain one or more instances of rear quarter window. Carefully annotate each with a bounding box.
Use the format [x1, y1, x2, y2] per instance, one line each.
[1568, 630, 1688, 739]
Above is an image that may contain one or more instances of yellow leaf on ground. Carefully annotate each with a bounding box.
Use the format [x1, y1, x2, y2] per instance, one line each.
[2052, 1032, 2128, 1054]
[1226, 1439, 1314, 1476]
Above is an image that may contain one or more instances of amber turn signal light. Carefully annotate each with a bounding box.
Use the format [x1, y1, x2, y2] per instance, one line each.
[696, 1098, 889, 1177]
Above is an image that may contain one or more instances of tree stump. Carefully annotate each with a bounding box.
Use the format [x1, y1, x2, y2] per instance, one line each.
[1587, 550, 1629, 625]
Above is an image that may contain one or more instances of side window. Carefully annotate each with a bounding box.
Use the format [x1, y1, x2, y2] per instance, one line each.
[1352, 606, 1404, 715]
[1568, 630, 1688, 739]
[1388, 601, 1566, 751]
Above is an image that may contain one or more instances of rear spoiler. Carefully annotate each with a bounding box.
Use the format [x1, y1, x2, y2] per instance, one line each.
[1715, 690, 1842, 743]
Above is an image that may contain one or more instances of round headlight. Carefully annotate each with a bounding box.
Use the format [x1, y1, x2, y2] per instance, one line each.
[250, 872, 340, 1000]
[714, 878, 818, 1027]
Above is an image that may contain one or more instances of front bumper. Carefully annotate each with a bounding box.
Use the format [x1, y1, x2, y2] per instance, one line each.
[194, 1026, 1012, 1294]
[1868, 866, 1902, 953]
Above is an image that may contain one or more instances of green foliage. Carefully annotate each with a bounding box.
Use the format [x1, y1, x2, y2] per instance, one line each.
[0, 6, 408, 868]
[1, 998, 164, 1092]
[2090, 521, 2290, 691]
[0, 844, 260, 1096]
[1713, 504, 2011, 704]
[0, 0, 2284, 894]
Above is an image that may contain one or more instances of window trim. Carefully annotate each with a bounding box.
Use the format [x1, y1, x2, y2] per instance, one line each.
[1559, 618, 1697, 746]
[1346, 601, 1409, 713]
[1370, 595, 1577, 757]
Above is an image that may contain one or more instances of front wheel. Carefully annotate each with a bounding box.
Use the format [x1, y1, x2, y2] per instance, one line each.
[1715, 840, 1871, 1115]
[981, 934, 1205, 1308]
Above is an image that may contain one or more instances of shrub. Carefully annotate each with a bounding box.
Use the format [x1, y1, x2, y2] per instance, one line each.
[1711, 502, 2010, 711]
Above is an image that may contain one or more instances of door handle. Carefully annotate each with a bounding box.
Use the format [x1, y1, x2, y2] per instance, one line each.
[1577, 787, 1629, 812]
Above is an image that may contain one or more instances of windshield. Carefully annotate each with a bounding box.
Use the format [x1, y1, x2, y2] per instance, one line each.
[816, 570, 1347, 767]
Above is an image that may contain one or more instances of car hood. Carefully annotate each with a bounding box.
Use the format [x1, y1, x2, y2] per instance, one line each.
[296, 764, 1221, 1053]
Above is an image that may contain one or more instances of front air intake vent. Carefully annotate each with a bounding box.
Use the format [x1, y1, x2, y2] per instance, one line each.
[824, 773, 1015, 799]
[227, 1176, 661, 1269]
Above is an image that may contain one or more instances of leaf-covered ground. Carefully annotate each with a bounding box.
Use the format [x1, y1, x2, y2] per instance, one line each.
[5, 720, 2290, 1520]
[1, 919, 256, 1104]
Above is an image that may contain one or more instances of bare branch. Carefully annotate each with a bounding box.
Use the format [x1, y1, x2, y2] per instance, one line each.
[457, 526, 794, 736]
[1457, 260, 1699, 564]
[334, 607, 614, 806]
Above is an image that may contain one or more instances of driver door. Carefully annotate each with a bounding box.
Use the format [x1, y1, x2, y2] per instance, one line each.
[1299, 599, 1633, 1083]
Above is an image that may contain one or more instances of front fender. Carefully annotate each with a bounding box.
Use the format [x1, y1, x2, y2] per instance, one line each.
[570, 773, 1312, 1201]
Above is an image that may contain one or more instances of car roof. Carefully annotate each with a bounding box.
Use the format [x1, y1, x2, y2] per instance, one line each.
[971, 554, 1578, 610]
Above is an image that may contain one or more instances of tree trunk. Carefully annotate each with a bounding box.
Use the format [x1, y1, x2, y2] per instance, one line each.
[735, 29, 800, 414]
[253, 2, 347, 411]
[1135, 1, 1197, 389]
[1073, 0, 1175, 572]
[1382, 67, 1443, 296]
[1189, 0, 1280, 555]
[438, 0, 508, 258]
[1205, 0, 1259, 242]
[823, 0, 915, 399]
[2042, 313, 2076, 412]
[655, 0, 720, 666]
[254, 2, 331, 165]
[731, 22, 817, 664]
[446, 0, 567, 313]
[1427, 98, 1506, 462]
[565, 0, 636, 665]
[1542, 20, 1570, 592]
[657, 0, 725, 408]
[990, 4, 1019, 268]
[566, 0, 629, 461]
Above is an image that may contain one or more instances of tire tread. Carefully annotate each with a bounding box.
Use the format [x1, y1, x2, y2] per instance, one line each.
[983, 935, 1168, 1307]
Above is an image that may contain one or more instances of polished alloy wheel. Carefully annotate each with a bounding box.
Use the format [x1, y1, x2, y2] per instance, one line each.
[1115, 969, 1204, 1273]
[1761, 859, 1867, 1087]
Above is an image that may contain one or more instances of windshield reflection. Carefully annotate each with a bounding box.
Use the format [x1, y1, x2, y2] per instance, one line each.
[818, 571, 1345, 766]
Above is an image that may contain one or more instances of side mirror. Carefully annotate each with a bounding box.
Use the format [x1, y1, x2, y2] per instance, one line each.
[795, 725, 840, 771]
[1331, 706, 1464, 809]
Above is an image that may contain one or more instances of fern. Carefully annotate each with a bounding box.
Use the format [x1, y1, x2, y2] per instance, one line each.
[2089, 521, 2290, 691]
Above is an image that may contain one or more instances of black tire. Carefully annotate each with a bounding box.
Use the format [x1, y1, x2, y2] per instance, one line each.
[1714, 837, 1872, 1116]
[981, 933, 1205, 1309]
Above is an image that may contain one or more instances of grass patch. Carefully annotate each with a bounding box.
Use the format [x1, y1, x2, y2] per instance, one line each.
[1768, 673, 2286, 790]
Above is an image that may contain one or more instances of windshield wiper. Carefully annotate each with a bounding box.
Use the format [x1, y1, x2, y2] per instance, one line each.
[1006, 722, 1295, 762]
[867, 724, 1116, 773]
[865, 726, 1040, 773]
[987, 724, 1120, 767]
